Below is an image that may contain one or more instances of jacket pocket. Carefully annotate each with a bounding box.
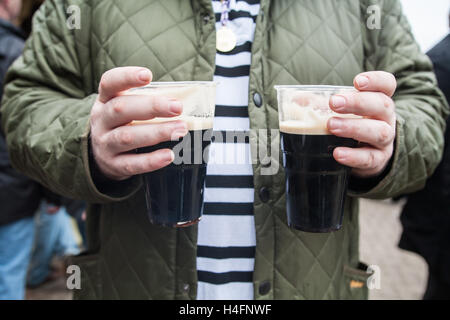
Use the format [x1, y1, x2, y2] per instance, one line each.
[68, 253, 101, 300]
[342, 263, 373, 300]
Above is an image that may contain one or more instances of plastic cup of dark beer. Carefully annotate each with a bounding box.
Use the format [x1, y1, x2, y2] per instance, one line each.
[275, 86, 361, 233]
[126, 82, 216, 228]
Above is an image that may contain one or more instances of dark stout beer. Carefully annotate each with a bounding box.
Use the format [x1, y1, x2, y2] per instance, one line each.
[126, 81, 216, 228]
[280, 123, 357, 232]
[275, 85, 360, 233]
[138, 124, 212, 227]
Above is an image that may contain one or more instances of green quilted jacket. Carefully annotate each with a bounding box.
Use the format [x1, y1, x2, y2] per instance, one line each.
[1, 0, 448, 300]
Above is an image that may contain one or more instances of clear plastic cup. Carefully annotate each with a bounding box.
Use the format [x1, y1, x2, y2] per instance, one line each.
[126, 81, 216, 227]
[275, 85, 361, 233]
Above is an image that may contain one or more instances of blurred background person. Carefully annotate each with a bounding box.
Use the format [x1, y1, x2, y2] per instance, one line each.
[0, 0, 40, 300]
[26, 196, 82, 289]
[399, 13, 450, 300]
[18, 0, 43, 36]
[0, 0, 82, 299]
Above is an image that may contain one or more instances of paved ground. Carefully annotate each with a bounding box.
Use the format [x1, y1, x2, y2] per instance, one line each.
[25, 199, 428, 300]
[359, 199, 427, 300]
[26, 277, 72, 300]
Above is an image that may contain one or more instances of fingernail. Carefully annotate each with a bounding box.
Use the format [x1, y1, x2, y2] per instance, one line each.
[138, 69, 151, 82]
[356, 75, 369, 88]
[169, 100, 183, 114]
[331, 95, 346, 109]
[335, 149, 347, 159]
[328, 118, 342, 130]
[173, 122, 188, 138]
[162, 150, 174, 163]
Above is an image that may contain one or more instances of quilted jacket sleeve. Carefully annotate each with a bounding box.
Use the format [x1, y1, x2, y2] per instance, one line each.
[0, 0, 141, 203]
[350, 0, 450, 199]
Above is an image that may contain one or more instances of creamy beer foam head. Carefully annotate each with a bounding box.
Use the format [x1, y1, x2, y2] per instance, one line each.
[124, 81, 216, 130]
[276, 86, 362, 135]
[129, 116, 213, 131]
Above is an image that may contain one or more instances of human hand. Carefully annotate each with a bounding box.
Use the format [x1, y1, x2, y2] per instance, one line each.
[327, 71, 397, 178]
[90, 67, 188, 181]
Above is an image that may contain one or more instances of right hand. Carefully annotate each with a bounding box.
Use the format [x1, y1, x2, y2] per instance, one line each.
[90, 67, 188, 181]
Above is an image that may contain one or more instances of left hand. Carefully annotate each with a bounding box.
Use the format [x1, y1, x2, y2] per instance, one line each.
[327, 71, 397, 178]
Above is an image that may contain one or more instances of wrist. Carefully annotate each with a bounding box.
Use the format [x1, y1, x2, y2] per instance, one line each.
[348, 146, 395, 193]
[88, 135, 139, 196]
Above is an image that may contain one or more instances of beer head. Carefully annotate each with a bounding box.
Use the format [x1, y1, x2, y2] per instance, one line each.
[124, 81, 216, 130]
[275, 86, 362, 135]
[129, 116, 213, 131]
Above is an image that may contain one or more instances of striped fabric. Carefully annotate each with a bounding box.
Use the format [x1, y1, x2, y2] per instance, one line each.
[196, 0, 260, 300]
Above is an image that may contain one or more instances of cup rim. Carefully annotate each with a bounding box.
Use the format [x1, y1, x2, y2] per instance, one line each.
[274, 85, 356, 92]
[131, 81, 217, 90]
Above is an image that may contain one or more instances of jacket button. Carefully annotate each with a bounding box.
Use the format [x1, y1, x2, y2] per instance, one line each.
[202, 14, 210, 24]
[259, 281, 271, 295]
[253, 92, 263, 107]
[261, 160, 272, 168]
[183, 283, 190, 293]
[259, 187, 270, 203]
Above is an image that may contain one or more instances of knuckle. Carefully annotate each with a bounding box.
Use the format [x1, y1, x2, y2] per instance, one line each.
[145, 156, 157, 172]
[101, 138, 113, 153]
[121, 161, 135, 176]
[99, 74, 110, 93]
[149, 95, 161, 108]
[363, 151, 377, 169]
[367, 152, 376, 169]
[163, 124, 176, 140]
[115, 129, 133, 146]
[103, 132, 115, 149]
[155, 124, 174, 143]
[378, 125, 391, 145]
[151, 128, 165, 144]
[382, 95, 392, 109]
[148, 124, 162, 140]
[90, 107, 101, 124]
[96, 134, 108, 148]
[150, 96, 167, 113]
[90, 134, 102, 151]
[379, 95, 394, 117]
[90, 126, 106, 145]
[111, 98, 125, 114]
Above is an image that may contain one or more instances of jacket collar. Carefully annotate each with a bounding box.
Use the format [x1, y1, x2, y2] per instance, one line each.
[0, 18, 26, 40]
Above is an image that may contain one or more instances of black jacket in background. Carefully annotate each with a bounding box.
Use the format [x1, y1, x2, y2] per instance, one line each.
[399, 34, 450, 283]
[0, 18, 41, 226]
